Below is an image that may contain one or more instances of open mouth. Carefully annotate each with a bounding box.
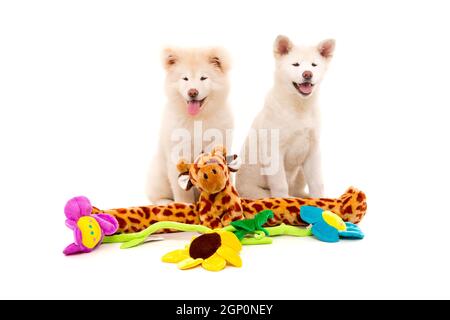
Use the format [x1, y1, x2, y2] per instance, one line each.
[293, 82, 314, 96]
[187, 98, 206, 116]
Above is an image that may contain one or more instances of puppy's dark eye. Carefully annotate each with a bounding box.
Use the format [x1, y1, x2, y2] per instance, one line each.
[292, 63, 300, 67]
[182, 77, 189, 81]
[200, 76, 208, 81]
[312, 63, 317, 67]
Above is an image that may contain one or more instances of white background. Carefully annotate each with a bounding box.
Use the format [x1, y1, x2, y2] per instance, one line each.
[1, 0, 449, 299]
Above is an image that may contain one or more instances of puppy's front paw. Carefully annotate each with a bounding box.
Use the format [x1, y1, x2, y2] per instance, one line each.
[155, 199, 175, 205]
[270, 191, 290, 198]
[308, 184, 324, 198]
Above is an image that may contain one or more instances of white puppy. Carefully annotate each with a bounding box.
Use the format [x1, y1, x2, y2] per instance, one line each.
[147, 47, 233, 204]
[236, 35, 335, 199]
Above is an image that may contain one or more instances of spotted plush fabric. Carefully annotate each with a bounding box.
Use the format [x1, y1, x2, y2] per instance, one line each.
[241, 187, 367, 227]
[92, 146, 367, 234]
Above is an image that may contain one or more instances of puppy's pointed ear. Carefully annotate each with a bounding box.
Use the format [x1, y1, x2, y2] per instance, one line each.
[317, 39, 335, 59]
[162, 47, 179, 70]
[212, 145, 227, 158]
[274, 35, 293, 57]
[208, 47, 231, 73]
[226, 154, 241, 172]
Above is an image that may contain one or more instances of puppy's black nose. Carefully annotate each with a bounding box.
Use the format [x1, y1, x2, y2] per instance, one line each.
[303, 71, 313, 80]
[188, 88, 199, 98]
[203, 173, 208, 180]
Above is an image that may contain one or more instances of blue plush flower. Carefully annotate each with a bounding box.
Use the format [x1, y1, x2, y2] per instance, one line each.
[299, 206, 364, 243]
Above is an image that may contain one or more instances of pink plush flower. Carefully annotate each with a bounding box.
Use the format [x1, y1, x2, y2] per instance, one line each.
[63, 196, 118, 255]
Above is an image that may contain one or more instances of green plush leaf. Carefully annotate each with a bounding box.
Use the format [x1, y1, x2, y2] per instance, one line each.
[233, 230, 248, 241]
[254, 210, 274, 227]
[231, 210, 274, 240]
[230, 219, 256, 232]
[260, 227, 270, 236]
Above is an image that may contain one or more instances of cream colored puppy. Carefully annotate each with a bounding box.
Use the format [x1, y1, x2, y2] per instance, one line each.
[236, 35, 335, 199]
[147, 47, 233, 204]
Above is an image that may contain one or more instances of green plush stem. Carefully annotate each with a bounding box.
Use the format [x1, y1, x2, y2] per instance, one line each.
[266, 224, 312, 237]
[103, 222, 310, 250]
[253, 230, 266, 239]
[223, 223, 311, 238]
[241, 237, 273, 245]
[221, 225, 236, 232]
[103, 221, 211, 248]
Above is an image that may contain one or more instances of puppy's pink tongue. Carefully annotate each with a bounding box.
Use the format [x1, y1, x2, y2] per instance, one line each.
[187, 100, 201, 116]
[299, 83, 313, 95]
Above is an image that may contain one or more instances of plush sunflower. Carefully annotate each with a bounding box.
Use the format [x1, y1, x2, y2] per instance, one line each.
[162, 230, 242, 271]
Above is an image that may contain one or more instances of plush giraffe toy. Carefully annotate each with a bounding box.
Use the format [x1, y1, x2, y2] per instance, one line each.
[89, 145, 367, 234]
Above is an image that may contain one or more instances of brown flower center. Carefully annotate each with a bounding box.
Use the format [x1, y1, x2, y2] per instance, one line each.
[189, 233, 221, 259]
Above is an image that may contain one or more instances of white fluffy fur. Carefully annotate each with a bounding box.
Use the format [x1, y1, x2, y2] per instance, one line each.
[236, 36, 335, 199]
[146, 47, 234, 204]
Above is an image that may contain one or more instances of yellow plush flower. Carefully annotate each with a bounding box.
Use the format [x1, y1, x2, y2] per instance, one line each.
[162, 230, 242, 271]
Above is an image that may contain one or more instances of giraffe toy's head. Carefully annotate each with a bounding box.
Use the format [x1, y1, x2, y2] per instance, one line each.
[177, 145, 241, 194]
